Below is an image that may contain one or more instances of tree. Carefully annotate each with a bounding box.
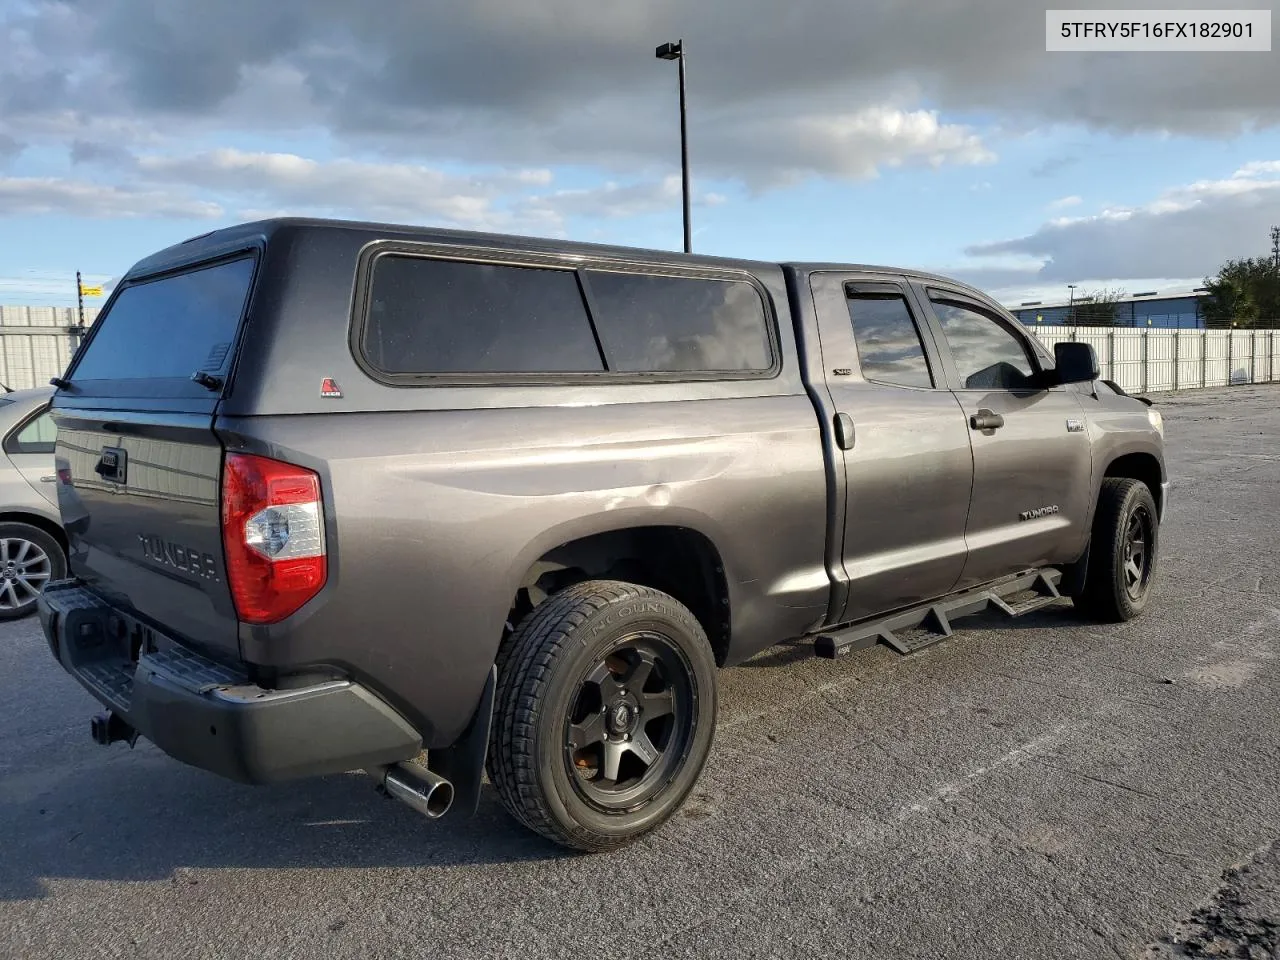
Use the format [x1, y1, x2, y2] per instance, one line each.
[1071, 287, 1127, 326]
[1201, 257, 1280, 328]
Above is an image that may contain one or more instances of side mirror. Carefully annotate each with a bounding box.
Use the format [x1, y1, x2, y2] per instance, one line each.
[1053, 341, 1099, 384]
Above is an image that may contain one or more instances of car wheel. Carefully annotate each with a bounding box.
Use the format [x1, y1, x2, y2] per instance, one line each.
[0, 522, 66, 620]
[487, 579, 718, 853]
[1072, 478, 1159, 623]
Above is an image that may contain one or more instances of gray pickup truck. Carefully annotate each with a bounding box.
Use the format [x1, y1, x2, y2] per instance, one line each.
[38, 217, 1167, 852]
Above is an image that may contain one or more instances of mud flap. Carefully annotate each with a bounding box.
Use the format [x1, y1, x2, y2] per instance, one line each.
[427, 664, 496, 818]
[1059, 543, 1091, 598]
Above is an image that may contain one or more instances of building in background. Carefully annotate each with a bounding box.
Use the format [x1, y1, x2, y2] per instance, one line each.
[1006, 288, 1209, 329]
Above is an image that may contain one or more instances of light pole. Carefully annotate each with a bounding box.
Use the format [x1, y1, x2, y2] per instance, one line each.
[1067, 284, 1077, 325]
[656, 39, 691, 254]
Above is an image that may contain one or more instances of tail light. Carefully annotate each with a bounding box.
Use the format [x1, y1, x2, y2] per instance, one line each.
[221, 453, 327, 624]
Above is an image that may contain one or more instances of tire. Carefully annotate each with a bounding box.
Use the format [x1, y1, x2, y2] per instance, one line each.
[487, 579, 718, 853]
[0, 522, 66, 621]
[1072, 478, 1159, 623]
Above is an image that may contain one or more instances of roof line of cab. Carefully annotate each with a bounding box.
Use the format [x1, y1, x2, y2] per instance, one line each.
[122, 216, 998, 310]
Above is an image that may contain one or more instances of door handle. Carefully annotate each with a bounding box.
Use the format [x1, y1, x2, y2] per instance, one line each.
[970, 409, 1005, 431]
[834, 412, 856, 450]
[40, 476, 56, 483]
[94, 447, 127, 483]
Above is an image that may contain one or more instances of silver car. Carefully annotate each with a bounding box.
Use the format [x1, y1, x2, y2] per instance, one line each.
[0, 386, 66, 619]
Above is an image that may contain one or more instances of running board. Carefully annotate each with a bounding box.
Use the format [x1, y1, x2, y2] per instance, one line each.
[812, 569, 1063, 660]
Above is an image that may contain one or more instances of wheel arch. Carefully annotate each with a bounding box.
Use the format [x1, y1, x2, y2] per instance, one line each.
[504, 523, 732, 667]
[0, 510, 68, 555]
[1101, 452, 1165, 518]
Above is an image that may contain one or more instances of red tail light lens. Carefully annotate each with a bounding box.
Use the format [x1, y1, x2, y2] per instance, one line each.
[221, 453, 327, 625]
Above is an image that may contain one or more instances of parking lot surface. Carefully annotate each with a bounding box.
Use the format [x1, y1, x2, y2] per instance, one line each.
[2, 384, 1278, 960]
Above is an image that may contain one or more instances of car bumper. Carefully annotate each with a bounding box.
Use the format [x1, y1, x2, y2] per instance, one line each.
[37, 581, 422, 784]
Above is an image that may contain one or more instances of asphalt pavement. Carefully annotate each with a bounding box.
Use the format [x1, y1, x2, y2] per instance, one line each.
[2, 384, 1278, 960]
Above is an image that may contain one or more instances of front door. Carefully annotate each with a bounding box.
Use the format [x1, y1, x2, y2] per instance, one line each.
[809, 273, 974, 624]
[915, 285, 1094, 589]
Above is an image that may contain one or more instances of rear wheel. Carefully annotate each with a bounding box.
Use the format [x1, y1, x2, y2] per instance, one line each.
[0, 522, 66, 620]
[1072, 478, 1159, 622]
[487, 580, 717, 852]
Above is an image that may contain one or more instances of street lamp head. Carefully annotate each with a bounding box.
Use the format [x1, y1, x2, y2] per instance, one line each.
[655, 40, 682, 60]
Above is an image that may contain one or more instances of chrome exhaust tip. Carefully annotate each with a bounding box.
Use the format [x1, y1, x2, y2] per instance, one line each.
[372, 762, 455, 820]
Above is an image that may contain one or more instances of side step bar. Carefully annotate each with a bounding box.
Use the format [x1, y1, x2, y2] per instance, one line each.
[813, 568, 1064, 659]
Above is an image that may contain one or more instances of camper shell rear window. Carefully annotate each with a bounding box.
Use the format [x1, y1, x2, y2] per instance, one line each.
[67, 254, 258, 399]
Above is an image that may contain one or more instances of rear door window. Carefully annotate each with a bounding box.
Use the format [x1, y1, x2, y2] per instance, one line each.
[69, 255, 256, 397]
[846, 291, 935, 388]
[584, 271, 774, 374]
[4, 407, 56, 455]
[361, 256, 605, 375]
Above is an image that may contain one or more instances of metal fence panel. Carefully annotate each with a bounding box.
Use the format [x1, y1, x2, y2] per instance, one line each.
[3, 337, 36, 390]
[1146, 332, 1175, 392]
[1204, 332, 1230, 388]
[1115, 331, 1147, 394]
[1229, 331, 1250, 384]
[1029, 325, 1280, 394]
[0, 306, 99, 390]
[1177, 331, 1202, 389]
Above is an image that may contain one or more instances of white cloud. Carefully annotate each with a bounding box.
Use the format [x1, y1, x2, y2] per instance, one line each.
[9, 145, 722, 235]
[0, 176, 222, 219]
[1233, 160, 1280, 178]
[948, 161, 1280, 295]
[518, 175, 725, 222]
[135, 148, 559, 231]
[1047, 195, 1082, 210]
[705, 105, 995, 188]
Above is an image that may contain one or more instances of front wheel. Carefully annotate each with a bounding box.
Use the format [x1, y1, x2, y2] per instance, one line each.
[1072, 478, 1159, 622]
[487, 580, 718, 852]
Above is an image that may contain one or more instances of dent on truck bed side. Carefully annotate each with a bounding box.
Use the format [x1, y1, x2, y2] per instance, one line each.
[223, 395, 831, 747]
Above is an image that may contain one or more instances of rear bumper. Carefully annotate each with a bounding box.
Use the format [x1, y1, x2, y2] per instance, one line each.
[37, 581, 422, 784]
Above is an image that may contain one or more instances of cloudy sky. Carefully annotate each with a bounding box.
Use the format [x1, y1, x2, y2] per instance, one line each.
[2, 0, 1278, 308]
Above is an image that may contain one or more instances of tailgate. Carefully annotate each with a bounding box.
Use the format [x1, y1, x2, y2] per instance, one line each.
[51, 253, 258, 663]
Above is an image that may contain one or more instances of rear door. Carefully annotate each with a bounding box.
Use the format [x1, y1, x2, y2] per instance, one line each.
[809, 272, 974, 623]
[4, 403, 59, 507]
[51, 253, 259, 662]
[914, 284, 1093, 589]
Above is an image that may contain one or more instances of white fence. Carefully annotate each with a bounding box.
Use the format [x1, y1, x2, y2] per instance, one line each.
[0, 306, 1276, 398]
[0, 306, 99, 391]
[1031, 326, 1280, 395]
